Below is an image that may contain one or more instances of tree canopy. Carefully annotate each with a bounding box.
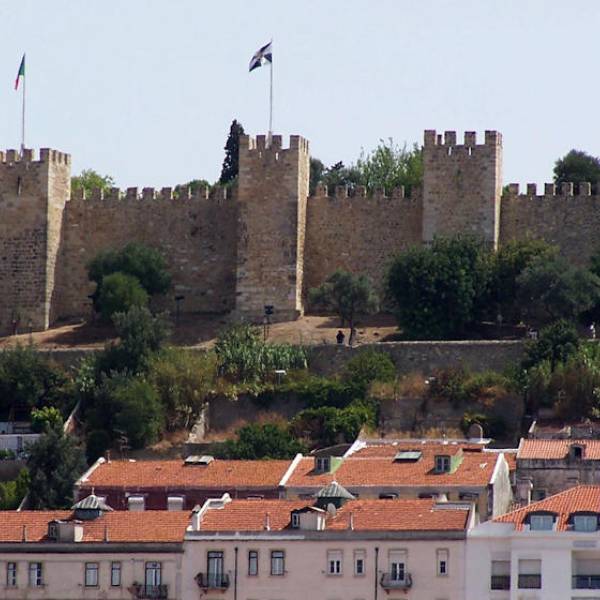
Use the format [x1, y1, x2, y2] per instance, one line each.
[71, 169, 115, 198]
[219, 119, 245, 184]
[554, 149, 600, 191]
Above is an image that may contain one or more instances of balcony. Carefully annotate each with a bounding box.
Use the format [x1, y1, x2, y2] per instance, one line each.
[195, 572, 230, 590]
[380, 572, 413, 590]
[518, 574, 541, 589]
[573, 575, 600, 589]
[490, 575, 511, 590]
[133, 584, 168, 599]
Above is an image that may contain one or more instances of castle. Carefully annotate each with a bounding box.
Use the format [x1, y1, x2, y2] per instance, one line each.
[0, 129, 599, 333]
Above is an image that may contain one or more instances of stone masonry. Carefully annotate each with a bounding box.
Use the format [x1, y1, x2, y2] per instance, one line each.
[0, 129, 599, 333]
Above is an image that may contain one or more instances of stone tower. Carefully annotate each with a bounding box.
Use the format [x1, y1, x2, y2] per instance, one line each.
[0, 148, 71, 333]
[235, 134, 310, 321]
[422, 130, 503, 247]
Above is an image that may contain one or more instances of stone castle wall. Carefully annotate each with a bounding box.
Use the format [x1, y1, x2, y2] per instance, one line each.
[303, 185, 423, 295]
[2, 128, 600, 334]
[500, 182, 600, 266]
[54, 186, 237, 319]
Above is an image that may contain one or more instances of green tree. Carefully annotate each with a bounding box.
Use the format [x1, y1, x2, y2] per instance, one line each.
[0, 468, 30, 510]
[342, 349, 396, 393]
[517, 256, 600, 327]
[88, 242, 171, 317]
[309, 157, 326, 195]
[309, 270, 379, 330]
[489, 240, 557, 323]
[27, 423, 86, 509]
[96, 306, 170, 375]
[30, 406, 63, 433]
[585, 246, 600, 325]
[387, 236, 490, 339]
[173, 179, 211, 198]
[554, 149, 600, 192]
[522, 320, 580, 371]
[147, 348, 216, 430]
[96, 272, 149, 322]
[71, 169, 115, 198]
[356, 139, 423, 195]
[223, 423, 305, 459]
[219, 119, 245, 184]
[0, 345, 74, 420]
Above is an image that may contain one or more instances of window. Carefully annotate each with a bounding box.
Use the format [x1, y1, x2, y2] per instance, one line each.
[327, 550, 342, 575]
[518, 559, 541, 589]
[128, 495, 145, 511]
[435, 455, 451, 473]
[490, 560, 510, 590]
[389, 550, 407, 582]
[574, 514, 598, 532]
[6, 562, 17, 587]
[207, 552, 224, 587]
[145, 562, 162, 587]
[436, 549, 449, 576]
[271, 550, 285, 576]
[28, 562, 43, 587]
[354, 550, 366, 576]
[85, 563, 99, 587]
[316, 457, 330, 473]
[248, 551, 258, 576]
[167, 495, 184, 511]
[529, 514, 554, 531]
[570, 444, 584, 460]
[111, 562, 122, 587]
[291, 513, 300, 528]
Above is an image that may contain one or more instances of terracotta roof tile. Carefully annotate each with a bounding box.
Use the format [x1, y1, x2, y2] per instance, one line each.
[495, 485, 600, 531]
[81, 458, 291, 489]
[517, 439, 600, 460]
[350, 440, 485, 458]
[0, 511, 190, 543]
[287, 451, 498, 488]
[198, 498, 469, 532]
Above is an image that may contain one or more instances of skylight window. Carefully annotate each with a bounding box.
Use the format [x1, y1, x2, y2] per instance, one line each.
[393, 451, 422, 462]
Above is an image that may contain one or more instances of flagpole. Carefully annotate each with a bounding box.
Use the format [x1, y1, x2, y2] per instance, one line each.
[268, 39, 273, 140]
[21, 66, 26, 153]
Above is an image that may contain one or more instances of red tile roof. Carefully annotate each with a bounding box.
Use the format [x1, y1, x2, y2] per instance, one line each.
[517, 439, 600, 460]
[349, 440, 486, 458]
[287, 451, 498, 488]
[495, 486, 600, 531]
[80, 458, 291, 489]
[198, 498, 470, 532]
[0, 511, 190, 543]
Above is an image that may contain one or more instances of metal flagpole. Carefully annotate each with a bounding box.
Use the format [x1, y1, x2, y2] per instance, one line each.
[268, 39, 273, 142]
[21, 55, 26, 153]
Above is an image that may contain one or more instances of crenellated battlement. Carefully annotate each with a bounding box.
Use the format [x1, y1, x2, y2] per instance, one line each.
[423, 129, 502, 148]
[309, 183, 420, 203]
[239, 133, 309, 154]
[69, 184, 232, 203]
[504, 181, 599, 199]
[0, 148, 71, 166]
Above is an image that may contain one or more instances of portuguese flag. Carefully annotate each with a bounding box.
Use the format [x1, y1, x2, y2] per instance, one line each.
[14, 54, 25, 90]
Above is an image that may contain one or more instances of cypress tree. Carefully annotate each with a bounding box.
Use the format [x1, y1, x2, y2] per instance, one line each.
[219, 119, 245, 184]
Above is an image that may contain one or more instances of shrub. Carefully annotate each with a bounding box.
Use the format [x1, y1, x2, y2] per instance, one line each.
[215, 324, 307, 383]
[0, 468, 29, 510]
[223, 423, 306, 459]
[460, 411, 507, 439]
[427, 367, 470, 406]
[147, 348, 216, 430]
[522, 320, 580, 371]
[342, 349, 396, 391]
[96, 272, 149, 322]
[30, 406, 63, 433]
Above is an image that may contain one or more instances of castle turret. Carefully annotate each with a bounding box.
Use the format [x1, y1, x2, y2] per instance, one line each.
[0, 148, 71, 333]
[235, 134, 310, 321]
[422, 130, 503, 248]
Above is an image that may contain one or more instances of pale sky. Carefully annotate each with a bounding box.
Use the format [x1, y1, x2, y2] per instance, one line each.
[1, 0, 599, 189]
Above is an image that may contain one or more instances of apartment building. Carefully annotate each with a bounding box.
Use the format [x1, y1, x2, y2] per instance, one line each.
[515, 438, 600, 503]
[183, 484, 475, 600]
[74, 455, 293, 510]
[467, 485, 600, 600]
[285, 439, 513, 520]
[0, 494, 189, 600]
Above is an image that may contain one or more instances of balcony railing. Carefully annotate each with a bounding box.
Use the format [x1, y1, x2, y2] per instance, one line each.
[490, 574, 511, 590]
[380, 572, 413, 589]
[195, 572, 230, 590]
[573, 574, 600, 589]
[518, 574, 541, 589]
[133, 584, 168, 599]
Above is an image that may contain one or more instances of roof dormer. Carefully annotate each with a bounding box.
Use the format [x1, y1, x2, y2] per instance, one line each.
[569, 444, 585, 461]
[71, 494, 113, 520]
[314, 481, 355, 509]
[526, 511, 557, 531]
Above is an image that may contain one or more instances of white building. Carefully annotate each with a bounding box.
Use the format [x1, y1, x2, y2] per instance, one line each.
[466, 485, 600, 600]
